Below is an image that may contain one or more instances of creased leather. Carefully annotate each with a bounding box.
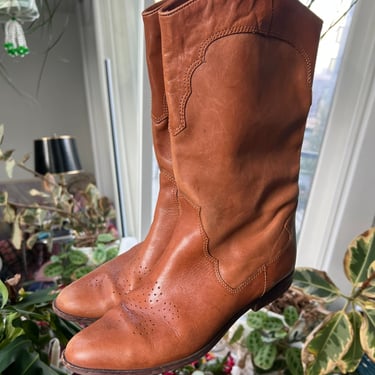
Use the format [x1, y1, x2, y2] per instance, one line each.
[64, 0, 322, 372]
[54, 0, 178, 321]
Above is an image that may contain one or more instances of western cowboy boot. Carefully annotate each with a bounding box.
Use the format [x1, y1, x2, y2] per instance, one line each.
[53, 0, 179, 324]
[63, 0, 322, 373]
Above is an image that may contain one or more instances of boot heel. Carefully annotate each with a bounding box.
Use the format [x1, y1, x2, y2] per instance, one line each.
[251, 272, 294, 311]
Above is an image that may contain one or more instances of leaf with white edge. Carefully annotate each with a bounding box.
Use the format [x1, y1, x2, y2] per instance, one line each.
[360, 306, 375, 361]
[11, 216, 23, 250]
[362, 261, 375, 298]
[0, 279, 9, 308]
[254, 343, 277, 370]
[26, 233, 39, 249]
[293, 268, 340, 302]
[29, 188, 49, 198]
[302, 311, 352, 375]
[285, 347, 303, 375]
[344, 227, 375, 286]
[3, 204, 15, 223]
[337, 311, 363, 373]
[5, 158, 15, 178]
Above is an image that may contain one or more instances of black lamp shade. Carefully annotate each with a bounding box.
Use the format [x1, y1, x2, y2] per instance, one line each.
[34, 136, 82, 175]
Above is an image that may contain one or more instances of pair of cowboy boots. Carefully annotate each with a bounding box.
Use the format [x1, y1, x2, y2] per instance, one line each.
[55, 0, 322, 374]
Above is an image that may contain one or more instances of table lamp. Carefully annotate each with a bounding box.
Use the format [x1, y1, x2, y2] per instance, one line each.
[34, 135, 82, 184]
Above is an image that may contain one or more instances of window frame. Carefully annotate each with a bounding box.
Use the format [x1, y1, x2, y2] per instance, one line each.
[297, 0, 375, 278]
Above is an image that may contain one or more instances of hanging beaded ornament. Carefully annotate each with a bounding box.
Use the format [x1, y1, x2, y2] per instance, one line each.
[0, 0, 40, 57]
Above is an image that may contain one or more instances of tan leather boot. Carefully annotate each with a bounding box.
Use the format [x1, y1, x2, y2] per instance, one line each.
[53, 0, 178, 324]
[63, 0, 322, 373]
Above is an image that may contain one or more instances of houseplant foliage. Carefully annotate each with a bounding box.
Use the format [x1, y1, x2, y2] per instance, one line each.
[0, 124, 117, 251]
[293, 227, 375, 375]
[0, 274, 80, 375]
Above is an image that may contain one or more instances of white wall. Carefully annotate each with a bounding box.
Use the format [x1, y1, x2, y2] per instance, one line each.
[0, 2, 94, 181]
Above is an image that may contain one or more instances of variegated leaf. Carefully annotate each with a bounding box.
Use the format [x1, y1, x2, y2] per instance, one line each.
[11, 215, 23, 250]
[293, 268, 340, 302]
[3, 204, 15, 223]
[29, 188, 49, 198]
[5, 158, 15, 178]
[360, 307, 375, 361]
[302, 311, 352, 375]
[344, 227, 375, 286]
[362, 260, 375, 298]
[337, 311, 363, 373]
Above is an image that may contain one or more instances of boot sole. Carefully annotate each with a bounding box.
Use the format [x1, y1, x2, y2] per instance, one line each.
[53, 300, 97, 326]
[62, 272, 293, 375]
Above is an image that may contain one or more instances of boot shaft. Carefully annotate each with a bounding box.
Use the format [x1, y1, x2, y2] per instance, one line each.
[143, 1, 172, 174]
[159, 0, 322, 287]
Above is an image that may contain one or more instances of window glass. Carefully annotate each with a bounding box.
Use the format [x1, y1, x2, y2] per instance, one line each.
[296, 0, 357, 234]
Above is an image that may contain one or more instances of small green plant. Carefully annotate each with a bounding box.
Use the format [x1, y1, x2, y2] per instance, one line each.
[43, 233, 119, 285]
[227, 306, 305, 374]
[293, 227, 375, 375]
[0, 275, 79, 375]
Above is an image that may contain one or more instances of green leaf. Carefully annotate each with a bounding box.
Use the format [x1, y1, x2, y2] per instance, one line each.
[43, 262, 64, 278]
[254, 343, 277, 370]
[246, 330, 263, 353]
[97, 232, 115, 243]
[344, 227, 375, 286]
[263, 316, 284, 332]
[106, 246, 119, 261]
[302, 311, 353, 375]
[293, 268, 340, 302]
[0, 335, 32, 372]
[93, 248, 106, 265]
[360, 306, 375, 361]
[0, 279, 9, 308]
[68, 249, 89, 265]
[72, 265, 95, 280]
[229, 323, 244, 344]
[284, 306, 299, 326]
[15, 288, 56, 309]
[285, 347, 303, 375]
[337, 311, 363, 373]
[247, 310, 268, 329]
